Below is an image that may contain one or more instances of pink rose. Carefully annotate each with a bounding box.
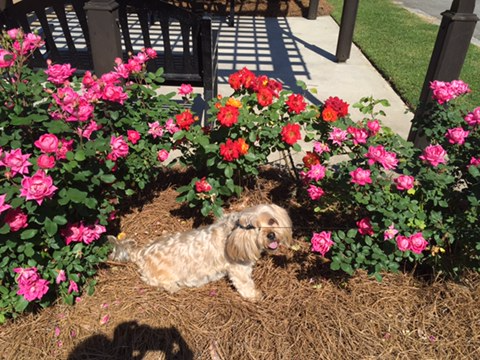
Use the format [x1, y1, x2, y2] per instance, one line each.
[68, 280, 79, 294]
[0, 148, 32, 176]
[56, 270, 67, 284]
[45, 61, 76, 85]
[464, 107, 480, 127]
[394, 175, 415, 191]
[100, 72, 121, 86]
[127, 130, 141, 144]
[419, 145, 447, 167]
[144, 48, 157, 59]
[384, 224, 398, 241]
[17, 277, 49, 302]
[4, 208, 28, 232]
[328, 127, 348, 146]
[14, 267, 39, 285]
[157, 149, 169, 162]
[446, 127, 469, 145]
[307, 184, 325, 200]
[102, 84, 128, 104]
[313, 142, 330, 155]
[311, 231, 334, 257]
[365, 145, 386, 166]
[148, 121, 164, 138]
[14, 266, 50, 301]
[367, 120, 381, 135]
[409, 232, 428, 254]
[107, 135, 129, 161]
[20, 170, 57, 205]
[178, 83, 194, 96]
[114, 60, 130, 79]
[78, 120, 101, 140]
[56, 139, 74, 160]
[61, 223, 85, 245]
[306, 164, 326, 182]
[37, 154, 56, 169]
[0, 49, 15, 68]
[7, 28, 20, 39]
[165, 118, 180, 134]
[0, 194, 12, 215]
[379, 151, 398, 170]
[347, 126, 369, 145]
[350, 168, 372, 186]
[396, 235, 410, 252]
[22, 33, 44, 53]
[469, 157, 480, 168]
[195, 177, 212, 192]
[81, 223, 106, 245]
[34, 134, 59, 153]
[357, 217, 374, 236]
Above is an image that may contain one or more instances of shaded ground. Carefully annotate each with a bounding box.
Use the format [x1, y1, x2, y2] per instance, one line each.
[1, 168, 480, 360]
[171, 0, 333, 17]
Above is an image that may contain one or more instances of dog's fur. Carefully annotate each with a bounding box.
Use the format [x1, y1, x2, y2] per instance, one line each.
[108, 204, 292, 301]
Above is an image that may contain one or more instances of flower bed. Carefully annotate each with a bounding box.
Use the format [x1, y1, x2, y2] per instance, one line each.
[0, 29, 479, 322]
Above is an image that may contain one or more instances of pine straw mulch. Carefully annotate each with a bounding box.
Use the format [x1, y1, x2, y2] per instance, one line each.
[1, 168, 480, 360]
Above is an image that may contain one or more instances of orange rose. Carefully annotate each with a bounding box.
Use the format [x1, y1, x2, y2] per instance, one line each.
[322, 106, 338, 122]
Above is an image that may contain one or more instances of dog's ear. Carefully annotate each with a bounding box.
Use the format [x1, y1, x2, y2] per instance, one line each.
[225, 216, 261, 262]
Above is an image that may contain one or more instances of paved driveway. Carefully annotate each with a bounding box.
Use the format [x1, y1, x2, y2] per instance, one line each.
[395, 0, 480, 43]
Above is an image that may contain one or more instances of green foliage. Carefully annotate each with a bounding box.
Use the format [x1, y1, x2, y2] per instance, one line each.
[304, 91, 480, 278]
[0, 30, 183, 321]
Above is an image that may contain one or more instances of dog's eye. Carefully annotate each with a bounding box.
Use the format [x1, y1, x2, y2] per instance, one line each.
[267, 232, 276, 240]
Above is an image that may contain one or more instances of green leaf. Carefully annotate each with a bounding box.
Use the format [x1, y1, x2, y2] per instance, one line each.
[84, 197, 98, 209]
[101, 174, 116, 184]
[224, 165, 233, 178]
[330, 260, 341, 271]
[45, 218, 58, 237]
[53, 215, 68, 225]
[0, 224, 9, 234]
[20, 229, 38, 240]
[24, 246, 34, 257]
[14, 296, 29, 313]
[66, 188, 87, 203]
[74, 150, 86, 161]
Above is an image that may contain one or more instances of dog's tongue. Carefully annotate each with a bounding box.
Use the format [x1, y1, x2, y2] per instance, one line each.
[268, 241, 278, 250]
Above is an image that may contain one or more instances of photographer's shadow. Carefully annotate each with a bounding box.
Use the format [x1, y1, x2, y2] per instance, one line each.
[68, 321, 193, 360]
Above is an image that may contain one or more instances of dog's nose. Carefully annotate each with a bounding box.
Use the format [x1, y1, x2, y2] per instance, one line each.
[267, 232, 276, 241]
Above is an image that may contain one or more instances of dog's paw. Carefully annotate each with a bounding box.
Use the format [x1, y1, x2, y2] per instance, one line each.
[244, 289, 263, 302]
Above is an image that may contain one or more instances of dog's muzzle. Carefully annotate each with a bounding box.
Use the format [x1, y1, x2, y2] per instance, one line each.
[267, 232, 279, 250]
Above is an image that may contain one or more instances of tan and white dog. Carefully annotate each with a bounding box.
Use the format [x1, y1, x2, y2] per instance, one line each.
[108, 204, 292, 301]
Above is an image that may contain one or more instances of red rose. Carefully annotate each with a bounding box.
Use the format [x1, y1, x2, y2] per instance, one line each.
[257, 88, 273, 107]
[302, 151, 321, 169]
[281, 123, 302, 145]
[321, 106, 338, 122]
[195, 177, 212, 192]
[175, 110, 195, 130]
[127, 130, 141, 144]
[219, 139, 240, 162]
[217, 105, 239, 127]
[324, 96, 349, 118]
[285, 94, 307, 114]
[228, 72, 242, 91]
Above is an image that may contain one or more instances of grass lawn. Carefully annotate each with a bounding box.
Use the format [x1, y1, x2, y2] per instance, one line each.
[328, 0, 480, 110]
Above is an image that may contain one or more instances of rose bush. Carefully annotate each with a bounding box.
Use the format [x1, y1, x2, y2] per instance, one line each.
[175, 67, 319, 217]
[303, 84, 479, 279]
[0, 29, 185, 321]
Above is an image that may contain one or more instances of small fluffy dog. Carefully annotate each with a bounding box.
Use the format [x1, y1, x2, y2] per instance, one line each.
[108, 204, 292, 301]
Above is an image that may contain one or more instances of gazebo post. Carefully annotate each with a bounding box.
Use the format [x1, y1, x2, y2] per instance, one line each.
[408, 0, 478, 148]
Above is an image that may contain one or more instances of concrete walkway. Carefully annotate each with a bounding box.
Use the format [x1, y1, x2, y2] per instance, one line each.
[211, 16, 413, 139]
